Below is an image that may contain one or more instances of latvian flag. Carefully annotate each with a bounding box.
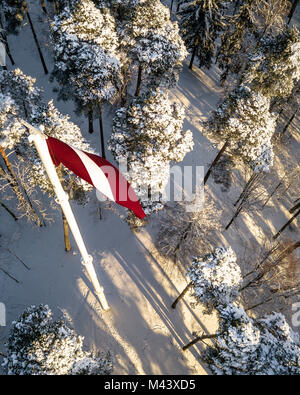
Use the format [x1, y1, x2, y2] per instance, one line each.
[46, 136, 146, 219]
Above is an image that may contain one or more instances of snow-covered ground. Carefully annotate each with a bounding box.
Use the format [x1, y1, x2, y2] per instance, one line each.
[0, 1, 299, 375]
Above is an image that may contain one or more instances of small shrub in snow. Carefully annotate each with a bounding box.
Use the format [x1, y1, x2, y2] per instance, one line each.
[156, 192, 221, 263]
[2, 305, 113, 375]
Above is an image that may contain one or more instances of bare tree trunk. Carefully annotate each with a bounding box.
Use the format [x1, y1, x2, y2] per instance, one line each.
[234, 172, 258, 207]
[23, 2, 48, 75]
[273, 208, 300, 239]
[203, 140, 229, 185]
[189, 36, 199, 71]
[0, 267, 19, 283]
[40, 0, 47, 14]
[176, 0, 181, 12]
[170, 0, 174, 11]
[135, 64, 142, 97]
[0, 199, 18, 221]
[246, 297, 273, 311]
[262, 180, 283, 208]
[246, 286, 300, 311]
[225, 203, 243, 230]
[98, 102, 106, 159]
[241, 241, 300, 292]
[288, 0, 299, 24]
[120, 81, 127, 107]
[97, 103, 105, 221]
[88, 110, 94, 134]
[276, 240, 300, 263]
[279, 104, 300, 139]
[182, 333, 219, 351]
[0, 145, 21, 186]
[172, 282, 192, 309]
[289, 201, 300, 214]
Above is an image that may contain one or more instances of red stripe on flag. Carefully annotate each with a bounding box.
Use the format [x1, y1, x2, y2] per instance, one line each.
[46, 136, 146, 219]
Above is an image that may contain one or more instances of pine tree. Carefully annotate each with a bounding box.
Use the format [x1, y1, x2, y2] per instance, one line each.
[217, 0, 291, 85]
[201, 304, 300, 375]
[172, 246, 242, 310]
[204, 85, 276, 184]
[179, 0, 228, 70]
[2, 305, 113, 375]
[50, 0, 121, 154]
[124, 0, 187, 95]
[217, 0, 256, 84]
[108, 88, 193, 216]
[245, 26, 300, 100]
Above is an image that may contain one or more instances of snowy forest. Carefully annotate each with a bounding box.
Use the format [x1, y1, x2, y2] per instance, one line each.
[0, 0, 300, 376]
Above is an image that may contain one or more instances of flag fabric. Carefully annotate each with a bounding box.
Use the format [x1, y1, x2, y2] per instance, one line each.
[46, 136, 146, 219]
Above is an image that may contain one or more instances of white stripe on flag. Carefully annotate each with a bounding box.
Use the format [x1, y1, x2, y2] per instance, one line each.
[73, 148, 116, 202]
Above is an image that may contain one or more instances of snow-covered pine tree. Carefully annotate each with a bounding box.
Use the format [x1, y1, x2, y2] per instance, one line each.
[201, 303, 300, 375]
[217, 0, 291, 85]
[92, 0, 140, 105]
[2, 304, 113, 375]
[172, 246, 242, 310]
[50, 0, 121, 155]
[216, 0, 256, 85]
[108, 88, 193, 218]
[178, 0, 228, 70]
[204, 85, 277, 185]
[123, 0, 187, 95]
[156, 191, 222, 265]
[0, 68, 44, 125]
[245, 26, 300, 100]
[1, 0, 48, 74]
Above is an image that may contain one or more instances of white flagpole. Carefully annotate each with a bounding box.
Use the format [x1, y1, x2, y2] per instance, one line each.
[22, 121, 110, 311]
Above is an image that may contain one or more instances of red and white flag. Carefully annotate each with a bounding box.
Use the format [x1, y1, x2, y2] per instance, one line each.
[46, 136, 146, 219]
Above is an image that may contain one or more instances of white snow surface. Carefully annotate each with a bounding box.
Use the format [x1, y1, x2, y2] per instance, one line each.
[0, 0, 299, 375]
